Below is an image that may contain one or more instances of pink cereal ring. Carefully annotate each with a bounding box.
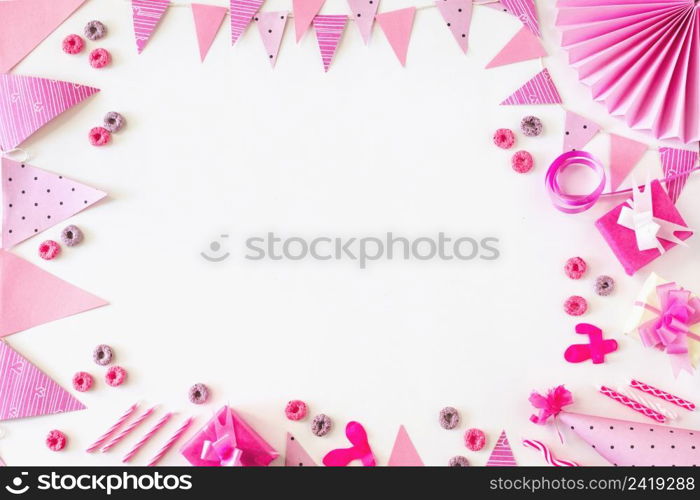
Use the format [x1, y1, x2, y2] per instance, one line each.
[564, 295, 588, 316]
[38, 240, 61, 260]
[62, 34, 85, 54]
[564, 256, 587, 280]
[464, 428, 487, 451]
[493, 128, 516, 149]
[72, 371, 94, 392]
[88, 127, 111, 146]
[89, 48, 111, 69]
[285, 400, 308, 421]
[105, 365, 127, 387]
[511, 150, 534, 173]
[46, 430, 67, 451]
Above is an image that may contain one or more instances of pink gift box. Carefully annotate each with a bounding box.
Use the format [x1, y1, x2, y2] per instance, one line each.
[595, 180, 692, 276]
[180, 406, 278, 466]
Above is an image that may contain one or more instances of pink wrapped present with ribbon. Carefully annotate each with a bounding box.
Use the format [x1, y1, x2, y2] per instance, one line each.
[595, 179, 692, 275]
[180, 406, 278, 466]
[625, 273, 700, 377]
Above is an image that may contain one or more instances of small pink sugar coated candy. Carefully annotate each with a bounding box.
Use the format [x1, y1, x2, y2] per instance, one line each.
[72, 371, 94, 392]
[89, 48, 111, 69]
[493, 128, 515, 149]
[89, 127, 111, 146]
[464, 428, 486, 451]
[564, 256, 587, 280]
[46, 430, 67, 451]
[62, 34, 84, 54]
[38, 240, 61, 260]
[285, 400, 308, 421]
[564, 295, 588, 316]
[105, 365, 127, 387]
[511, 150, 534, 173]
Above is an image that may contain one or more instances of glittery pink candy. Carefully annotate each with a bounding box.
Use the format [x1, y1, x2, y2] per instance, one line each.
[564, 257, 587, 279]
[72, 371, 94, 392]
[285, 400, 308, 421]
[38, 240, 61, 260]
[46, 430, 67, 451]
[564, 295, 588, 316]
[448, 455, 470, 466]
[493, 128, 515, 149]
[511, 150, 534, 173]
[89, 127, 111, 146]
[89, 48, 111, 69]
[464, 428, 486, 451]
[105, 366, 127, 387]
[62, 34, 84, 54]
[188, 383, 209, 404]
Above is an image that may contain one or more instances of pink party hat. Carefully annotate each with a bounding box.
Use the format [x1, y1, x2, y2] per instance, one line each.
[486, 430, 517, 466]
[387, 425, 424, 466]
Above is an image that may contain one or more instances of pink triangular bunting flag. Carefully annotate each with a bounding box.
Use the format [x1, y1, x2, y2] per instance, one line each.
[285, 433, 316, 466]
[0, 250, 107, 338]
[501, 0, 540, 37]
[293, 0, 325, 42]
[387, 425, 424, 466]
[191, 3, 227, 61]
[0, 340, 86, 420]
[435, 0, 473, 54]
[609, 134, 647, 191]
[230, 0, 264, 46]
[500, 69, 561, 105]
[376, 7, 416, 67]
[0, 74, 99, 152]
[346, 0, 379, 45]
[486, 430, 517, 466]
[0, 0, 87, 73]
[132, 0, 170, 54]
[563, 111, 600, 152]
[313, 15, 347, 72]
[660, 147, 698, 203]
[2, 158, 107, 249]
[486, 26, 546, 68]
[257, 11, 288, 67]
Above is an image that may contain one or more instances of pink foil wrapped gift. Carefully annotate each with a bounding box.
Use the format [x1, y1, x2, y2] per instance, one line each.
[180, 406, 278, 466]
[595, 180, 692, 275]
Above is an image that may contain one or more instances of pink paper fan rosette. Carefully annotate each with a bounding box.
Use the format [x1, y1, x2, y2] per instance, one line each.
[555, 0, 699, 144]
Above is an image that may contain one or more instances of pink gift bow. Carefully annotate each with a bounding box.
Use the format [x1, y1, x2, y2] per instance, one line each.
[322, 421, 376, 467]
[636, 282, 700, 377]
[199, 409, 243, 466]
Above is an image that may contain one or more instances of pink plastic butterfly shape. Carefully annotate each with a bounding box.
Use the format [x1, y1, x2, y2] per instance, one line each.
[322, 421, 376, 467]
[564, 323, 618, 364]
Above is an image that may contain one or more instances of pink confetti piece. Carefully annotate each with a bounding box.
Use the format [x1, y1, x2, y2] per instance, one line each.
[599, 386, 666, 424]
[522, 439, 578, 466]
[146, 417, 194, 466]
[100, 406, 157, 452]
[122, 412, 173, 463]
[86, 403, 139, 452]
[630, 380, 696, 412]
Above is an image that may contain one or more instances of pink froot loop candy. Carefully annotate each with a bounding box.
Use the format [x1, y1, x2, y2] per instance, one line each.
[88, 127, 111, 146]
[46, 430, 67, 451]
[105, 366, 127, 387]
[563, 295, 588, 316]
[493, 128, 516, 149]
[511, 150, 534, 173]
[72, 371, 93, 392]
[285, 400, 308, 421]
[62, 34, 84, 54]
[89, 48, 111, 68]
[564, 257, 587, 279]
[464, 428, 486, 451]
[322, 421, 376, 466]
[38, 240, 61, 260]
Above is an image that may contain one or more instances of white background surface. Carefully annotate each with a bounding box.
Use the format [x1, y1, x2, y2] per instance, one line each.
[2, 0, 700, 467]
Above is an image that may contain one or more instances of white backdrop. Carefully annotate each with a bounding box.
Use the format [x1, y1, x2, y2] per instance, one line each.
[3, 0, 700, 466]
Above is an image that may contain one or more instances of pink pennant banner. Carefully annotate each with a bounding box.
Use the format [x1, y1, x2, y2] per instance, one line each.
[346, 0, 379, 45]
[191, 3, 227, 61]
[0, 0, 87, 73]
[486, 430, 517, 466]
[285, 433, 317, 466]
[486, 25, 546, 68]
[501, 0, 540, 38]
[435, 0, 473, 54]
[2, 158, 107, 249]
[313, 14, 347, 72]
[660, 147, 698, 203]
[132, 0, 170, 54]
[500, 69, 562, 105]
[0, 74, 99, 152]
[257, 11, 288, 67]
[293, 0, 325, 42]
[376, 7, 416, 67]
[609, 134, 647, 191]
[387, 425, 424, 466]
[563, 111, 600, 152]
[0, 340, 86, 421]
[230, 0, 264, 45]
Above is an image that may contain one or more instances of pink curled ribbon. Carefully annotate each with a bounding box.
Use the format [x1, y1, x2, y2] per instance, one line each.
[199, 410, 242, 466]
[322, 421, 376, 467]
[545, 150, 606, 213]
[522, 439, 578, 467]
[636, 282, 700, 377]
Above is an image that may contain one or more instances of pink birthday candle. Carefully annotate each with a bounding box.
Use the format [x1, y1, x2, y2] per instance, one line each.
[630, 379, 696, 412]
[599, 385, 666, 423]
[146, 417, 195, 466]
[99, 406, 157, 452]
[122, 412, 173, 463]
[86, 403, 139, 452]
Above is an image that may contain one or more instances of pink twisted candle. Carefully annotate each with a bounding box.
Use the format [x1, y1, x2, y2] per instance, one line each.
[599, 385, 666, 423]
[99, 406, 157, 452]
[146, 417, 194, 466]
[86, 403, 139, 452]
[522, 439, 578, 466]
[631, 379, 696, 412]
[122, 413, 173, 463]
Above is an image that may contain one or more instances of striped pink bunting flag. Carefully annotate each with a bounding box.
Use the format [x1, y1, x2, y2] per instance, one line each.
[501, 0, 540, 37]
[257, 11, 288, 67]
[230, 0, 264, 45]
[435, 0, 473, 54]
[346, 0, 379, 45]
[313, 14, 347, 72]
[500, 69, 562, 105]
[132, 0, 170, 54]
[486, 430, 517, 466]
[659, 147, 698, 203]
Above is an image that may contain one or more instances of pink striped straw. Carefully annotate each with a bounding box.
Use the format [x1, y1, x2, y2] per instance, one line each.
[146, 417, 195, 466]
[630, 379, 696, 412]
[86, 403, 139, 452]
[99, 406, 157, 452]
[600, 385, 666, 423]
[122, 413, 173, 463]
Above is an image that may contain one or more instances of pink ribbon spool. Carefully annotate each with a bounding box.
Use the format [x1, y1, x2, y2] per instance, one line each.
[545, 150, 606, 213]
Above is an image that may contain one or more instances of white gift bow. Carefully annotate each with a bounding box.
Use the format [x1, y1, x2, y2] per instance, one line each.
[617, 176, 691, 253]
